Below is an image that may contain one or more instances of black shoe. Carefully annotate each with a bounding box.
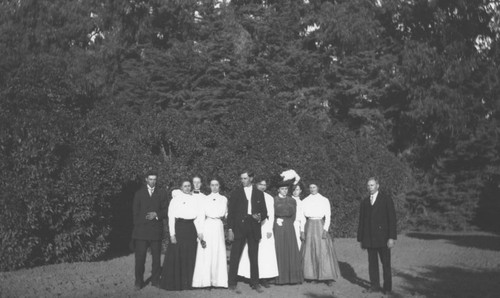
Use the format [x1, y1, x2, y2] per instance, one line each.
[251, 284, 264, 293]
[134, 281, 142, 291]
[151, 281, 159, 288]
[364, 286, 382, 293]
[261, 280, 271, 288]
[229, 285, 241, 294]
[325, 280, 333, 286]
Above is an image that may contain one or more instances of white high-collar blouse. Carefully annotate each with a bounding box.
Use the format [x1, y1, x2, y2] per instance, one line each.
[168, 190, 203, 236]
[300, 193, 331, 232]
[204, 192, 228, 219]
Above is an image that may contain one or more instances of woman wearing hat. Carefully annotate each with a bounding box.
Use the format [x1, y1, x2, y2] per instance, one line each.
[273, 180, 303, 285]
[299, 182, 340, 285]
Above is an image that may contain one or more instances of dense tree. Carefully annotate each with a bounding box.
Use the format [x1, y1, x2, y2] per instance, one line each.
[2, 0, 499, 270]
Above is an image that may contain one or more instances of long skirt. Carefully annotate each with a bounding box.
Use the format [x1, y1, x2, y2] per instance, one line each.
[238, 220, 279, 279]
[302, 218, 340, 281]
[274, 217, 303, 285]
[294, 219, 302, 251]
[159, 219, 197, 291]
[192, 218, 228, 288]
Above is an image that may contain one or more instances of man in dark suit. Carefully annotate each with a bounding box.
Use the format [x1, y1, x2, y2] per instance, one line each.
[357, 177, 397, 294]
[132, 171, 168, 290]
[227, 170, 268, 293]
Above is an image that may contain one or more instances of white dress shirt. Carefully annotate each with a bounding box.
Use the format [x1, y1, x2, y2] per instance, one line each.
[370, 191, 379, 205]
[244, 185, 253, 214]
[300, 193, 331, 232]
[147, 185, 155, 196]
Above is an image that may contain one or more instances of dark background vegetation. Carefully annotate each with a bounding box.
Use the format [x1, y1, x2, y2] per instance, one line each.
[1, 0, 499, 271]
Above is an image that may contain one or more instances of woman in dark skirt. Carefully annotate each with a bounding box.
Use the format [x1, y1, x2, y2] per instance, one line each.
[159, 179, 203, 291]
[273, 181, 304, 285]
[299, 183, 340, 285]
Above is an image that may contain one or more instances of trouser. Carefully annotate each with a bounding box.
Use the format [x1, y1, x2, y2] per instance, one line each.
[134, 239, 161, 285]
[228, 218, 260, 287]
[367, 246, 392, 291]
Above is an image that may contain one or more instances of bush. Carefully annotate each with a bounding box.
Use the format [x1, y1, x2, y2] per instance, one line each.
[0, 55, 109, 270]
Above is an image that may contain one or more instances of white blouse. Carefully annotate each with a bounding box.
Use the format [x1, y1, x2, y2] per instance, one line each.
[204, 192, 228, 219]
[262, 192, 275, 234]
[292, 195, 302, 226]
[168, 190, 203, 236]
[300, 193, 331, 232]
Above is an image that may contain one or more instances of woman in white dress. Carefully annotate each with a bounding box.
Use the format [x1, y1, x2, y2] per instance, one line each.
[192, 178, 228, 288]
[291, 183, 304, 251]
[238, 177, 279, 287]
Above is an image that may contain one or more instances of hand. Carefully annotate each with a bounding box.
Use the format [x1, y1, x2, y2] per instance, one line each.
[227, 229, 234, 242]
[252, 213, 261, 223]
[266, 232, 272, 239]
[300, 232, 305, 242]
[170, 235, 177, 244]
[387, 239, 395, 249]
[146, 212, 157, 220]
[200, 239, 207, 249]
[322, 230, 328, 239]
[198, 233, 204, 241]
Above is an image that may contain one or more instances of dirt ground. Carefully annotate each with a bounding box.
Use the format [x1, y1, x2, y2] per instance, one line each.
[1, 232, 500, 298]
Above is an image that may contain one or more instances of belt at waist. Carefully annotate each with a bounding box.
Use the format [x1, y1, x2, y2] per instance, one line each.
[276, 216, 294, 220]
[176, 218, 195, 222]
[206, 216, 222, 220]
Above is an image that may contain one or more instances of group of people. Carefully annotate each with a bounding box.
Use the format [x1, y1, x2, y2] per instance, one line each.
[131, 169, 397, 295]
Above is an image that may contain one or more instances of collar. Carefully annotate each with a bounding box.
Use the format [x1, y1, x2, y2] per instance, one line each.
[244, 185, 253, 189]
[371, 191, 379, 198]
[147, 185, 155, 191]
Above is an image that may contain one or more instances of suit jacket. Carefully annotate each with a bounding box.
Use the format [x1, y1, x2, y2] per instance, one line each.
[357, 191, 397, 248]
[227, 185, 268, 240]
[132, 186, 168, 240]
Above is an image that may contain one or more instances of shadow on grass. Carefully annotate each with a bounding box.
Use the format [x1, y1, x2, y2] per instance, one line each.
[396, 265, 500, 298]
[338, 261, 370, 290]
[406, 232, 500, 251]
[304, 293, 339, 298]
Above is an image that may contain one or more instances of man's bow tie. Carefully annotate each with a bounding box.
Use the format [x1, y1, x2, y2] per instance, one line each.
[194, 191, 200, 194]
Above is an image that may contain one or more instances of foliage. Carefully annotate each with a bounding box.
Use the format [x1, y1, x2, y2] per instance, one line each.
[1, 0, 500, 270]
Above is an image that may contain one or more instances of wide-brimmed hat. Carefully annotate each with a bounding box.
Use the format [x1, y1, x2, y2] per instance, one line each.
[276, 179, 293, 188]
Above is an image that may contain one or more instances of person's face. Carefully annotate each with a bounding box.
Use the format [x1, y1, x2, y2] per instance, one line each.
[309, 184, 318, 195]
[181, 181, 192, 194]
[240, 173, 253, 187]
[256, 180, 267, 192]
[367, 180, 379, 194]
[210, 180, 220, 193]
[292, 185, 302, 197]
[278, 186, 289, 196]
[193, 177, 202, 190]
[146, 175, 157, 188]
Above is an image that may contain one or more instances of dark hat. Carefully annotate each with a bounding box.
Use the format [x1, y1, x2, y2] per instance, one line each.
[276, 179, 293, 188]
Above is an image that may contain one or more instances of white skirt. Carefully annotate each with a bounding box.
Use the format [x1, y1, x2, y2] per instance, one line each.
[192, 218, 228, 288]
[294, 220, 302, 251]
[237, 223, 279, 279]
